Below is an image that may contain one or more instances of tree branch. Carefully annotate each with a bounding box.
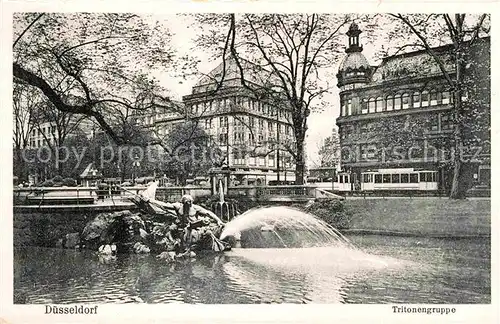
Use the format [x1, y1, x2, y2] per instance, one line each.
[392, 14, 455, 88]
[13, 13, 45, 48]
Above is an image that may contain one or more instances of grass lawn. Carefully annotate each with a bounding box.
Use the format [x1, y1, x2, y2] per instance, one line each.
[344, 198, 491, 236]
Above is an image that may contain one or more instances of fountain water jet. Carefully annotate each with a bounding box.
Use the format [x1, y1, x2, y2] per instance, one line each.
[220, 206, 355, 249]
[211, 180, 238, 222]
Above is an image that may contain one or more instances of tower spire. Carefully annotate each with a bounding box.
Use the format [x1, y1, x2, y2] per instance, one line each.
[346, 22, 363, 53]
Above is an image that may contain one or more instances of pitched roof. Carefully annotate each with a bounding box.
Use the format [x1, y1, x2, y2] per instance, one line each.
[371, 47, 454, 83]
[370, 36, 490, 83]
[194, 55, 275, 88]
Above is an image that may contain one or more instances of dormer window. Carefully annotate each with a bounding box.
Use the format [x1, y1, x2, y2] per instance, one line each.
[368, 98, 376, 113]
[376, 97, 384, 112]
[413, 92, 421, 108]
[386, 95, 394, 111]
[402, 93, 410, 109]
[430, 91, 438, 106]
[442, 91, 450, 104]
[361, 99, 368, 114]
[421, 91, 429, 107]
[394, 94, 402, 110]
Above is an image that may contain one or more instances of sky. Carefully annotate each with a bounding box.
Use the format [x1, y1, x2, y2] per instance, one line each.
[149, 14, 380, 166]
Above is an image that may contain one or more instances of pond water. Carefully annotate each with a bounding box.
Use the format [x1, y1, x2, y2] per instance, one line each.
[14, 235, 490, 304]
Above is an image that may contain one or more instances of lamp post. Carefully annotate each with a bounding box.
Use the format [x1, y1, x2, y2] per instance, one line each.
[276, 108, 280, 183]
[132, 154, 140, 184]
[331, 167, 336, 192]
[283, 156, 287, 183]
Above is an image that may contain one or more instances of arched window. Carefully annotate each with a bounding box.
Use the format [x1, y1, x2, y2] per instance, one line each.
[402, 93, 410, 109]
[461, 90, 469, 102]
[394, 94, 402, 110]
[442, 91, 450, 104]
[412, 92, 420, 108]
[376, 97, 384, 112]
[347, 99, 352, 115]
[368, 98, 376, 113]
[340, 97, 346, 116]
[430, 91, 438, 106]
[386, 95, 394, 111]
[361, 99, 368, 114]
[421, 90, 429, 107]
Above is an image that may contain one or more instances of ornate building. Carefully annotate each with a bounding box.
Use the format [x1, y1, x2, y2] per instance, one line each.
[336, 23, 490, 191]
[182, 56, 296, 184]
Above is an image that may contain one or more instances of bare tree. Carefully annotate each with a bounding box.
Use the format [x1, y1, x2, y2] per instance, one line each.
[386, 14, 490, 198]
[193, 13, 352, 184]
[13, 13, 178, 146]
[13, 83, 39, 181]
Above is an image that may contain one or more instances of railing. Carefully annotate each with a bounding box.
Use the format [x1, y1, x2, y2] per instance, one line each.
[14, 186, 101, 206]
[13, 185, 213, 206]
[13, 184, 343, 206]
[257, 185, 311, 197]
[155, 186, 211, 202]
[227, 185, 320, 199]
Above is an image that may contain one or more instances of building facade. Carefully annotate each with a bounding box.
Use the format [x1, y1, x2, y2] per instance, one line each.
[182, 56, 296, 185]
[336, 23, 490, 191]
[132, 99, 186, 140]
[27, 118, 95, 149]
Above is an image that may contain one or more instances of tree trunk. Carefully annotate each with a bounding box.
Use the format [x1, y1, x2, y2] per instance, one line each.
[49, 144, 62, 177]
[449, 47, 468, 199]
[14, 148, 27, 182]
[295, 139, 306, 185]
[449, 157, 466, 199]
[121, 158, 126, 183]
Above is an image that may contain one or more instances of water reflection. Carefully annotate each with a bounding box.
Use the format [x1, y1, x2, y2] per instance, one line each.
[14, 236, 490, 304]
[222, 255, 350, 303]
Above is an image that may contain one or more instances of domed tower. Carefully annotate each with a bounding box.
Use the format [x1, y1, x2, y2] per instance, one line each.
[337, 22, 372, 89]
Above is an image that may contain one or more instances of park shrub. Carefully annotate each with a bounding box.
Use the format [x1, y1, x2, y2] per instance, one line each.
[97, 183, 109, 190]
[62, 178, 77, 186]
[302, 199, 352, 230]
[40, 179, 54, 187]
[52, 175, 64, 184]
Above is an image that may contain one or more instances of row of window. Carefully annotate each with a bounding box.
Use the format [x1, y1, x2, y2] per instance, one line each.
[344, 71, 367, 77]
[191, 97, 292, 121]
[31, 126, 56, 137]
[361, 172, 437, 184]
[136, 111, 183, 126]
[29, 137, 55, 148]
[232, 154, 293, 168]
[218, 132, 274, 145]
[136, 116, 156, 125]
[234, 156, 274, 167]
[340, 142, 456, 163]
[202, 116, 292, 135]
[340, 113, 454, 140]
[430, 113, 454, 132]
[341, 90, 463, 116]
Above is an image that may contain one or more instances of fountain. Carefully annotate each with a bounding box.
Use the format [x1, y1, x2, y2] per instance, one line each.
[220, 206, 355, 249]
[218, 205, 403, 303]
[211, 179, 238, 222]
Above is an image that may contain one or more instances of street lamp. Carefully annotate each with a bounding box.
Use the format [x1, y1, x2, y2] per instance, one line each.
[132, 154, 141, 184]
[331, 167, 337, 192]
[276, 108, 281, 183]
